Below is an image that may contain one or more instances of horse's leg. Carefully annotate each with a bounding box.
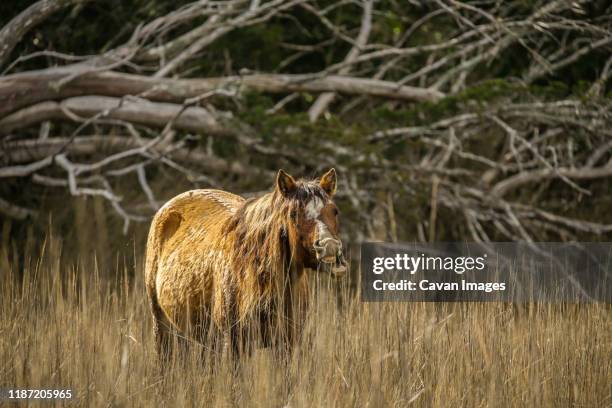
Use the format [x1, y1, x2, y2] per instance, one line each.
[154, 316, 174, 363]
[259, 308, 273, 348]
[147, 286, 174, 365]
[219, 327, 240, 373]
[220, 290, 245, 366]
[191, 310, 221, 369]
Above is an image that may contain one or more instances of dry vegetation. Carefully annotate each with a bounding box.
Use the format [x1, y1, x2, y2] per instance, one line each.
[1, 218, 610, 407]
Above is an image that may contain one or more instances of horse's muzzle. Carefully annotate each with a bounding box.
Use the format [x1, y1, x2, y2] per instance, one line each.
[314, 238, 347, 277]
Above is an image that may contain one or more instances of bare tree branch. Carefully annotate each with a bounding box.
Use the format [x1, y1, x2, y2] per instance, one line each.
[308, 0, 373, 122]
[490, 164, 612, 198]
[0, 69, 445, 118]
[0, 96, 229, 135]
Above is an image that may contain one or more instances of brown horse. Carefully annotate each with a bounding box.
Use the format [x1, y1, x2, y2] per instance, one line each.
[145, 168, 346, 360]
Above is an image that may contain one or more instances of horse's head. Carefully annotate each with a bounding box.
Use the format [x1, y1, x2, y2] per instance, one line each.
[276, 168, 347, 277]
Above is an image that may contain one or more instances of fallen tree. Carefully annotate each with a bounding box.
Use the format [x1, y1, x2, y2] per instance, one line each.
[0, 0, 611, 242]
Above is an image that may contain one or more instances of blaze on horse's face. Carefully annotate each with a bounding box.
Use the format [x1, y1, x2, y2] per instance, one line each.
[276, 168, 347, 277]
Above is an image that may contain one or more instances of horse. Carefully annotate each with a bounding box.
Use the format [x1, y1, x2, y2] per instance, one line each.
[144, 168, 346, 361]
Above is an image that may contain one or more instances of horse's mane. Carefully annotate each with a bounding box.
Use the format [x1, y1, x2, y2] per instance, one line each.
[224, 179, 327, 313]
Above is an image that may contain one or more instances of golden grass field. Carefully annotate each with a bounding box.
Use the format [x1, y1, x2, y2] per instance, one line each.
[1, 228, 611, 407]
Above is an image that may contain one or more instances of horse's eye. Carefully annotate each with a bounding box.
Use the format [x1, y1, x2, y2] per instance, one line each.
[333, 208, 339, 216]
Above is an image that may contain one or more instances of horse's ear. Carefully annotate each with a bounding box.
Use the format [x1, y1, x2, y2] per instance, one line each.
[319, 168, 337, 196]
[276, 169, 297, 197]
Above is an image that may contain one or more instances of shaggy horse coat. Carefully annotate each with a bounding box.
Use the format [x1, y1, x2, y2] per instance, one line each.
[145, 169, 344, 358]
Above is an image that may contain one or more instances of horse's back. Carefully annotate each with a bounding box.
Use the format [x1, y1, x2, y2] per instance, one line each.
[149, 189, 244, 259]
[158, 189, 244, 220]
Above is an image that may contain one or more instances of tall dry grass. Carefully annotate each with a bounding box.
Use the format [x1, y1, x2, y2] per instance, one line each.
[0, 216, 611, 407]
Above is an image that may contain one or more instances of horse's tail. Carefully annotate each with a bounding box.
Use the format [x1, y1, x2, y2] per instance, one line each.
[145, 207, 182, 295]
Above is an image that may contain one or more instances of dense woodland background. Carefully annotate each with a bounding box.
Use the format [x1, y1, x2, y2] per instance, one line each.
[1, 0, 612, 268]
